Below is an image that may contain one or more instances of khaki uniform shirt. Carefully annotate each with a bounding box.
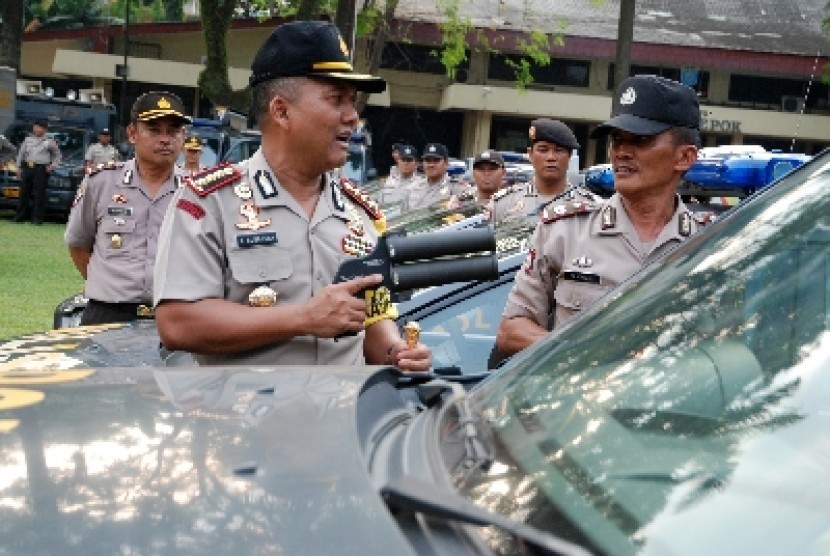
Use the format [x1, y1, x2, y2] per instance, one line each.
[503, 193, 706, 330]
[85, 142, 119, 167]
[154, 149, 389, 367]
[490, 182, 599, 226]
[16, 135, 61, 167]
[404, 175, 472, 211]
[64, 159, 182, 304]
[377, 172, 421, 217]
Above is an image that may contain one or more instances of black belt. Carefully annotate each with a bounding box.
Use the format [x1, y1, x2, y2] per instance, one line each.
[87, 299, 155, 318]
[25, 162, 48, 168]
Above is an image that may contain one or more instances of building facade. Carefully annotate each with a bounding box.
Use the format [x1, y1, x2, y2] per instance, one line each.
[17, 0, 830, 172]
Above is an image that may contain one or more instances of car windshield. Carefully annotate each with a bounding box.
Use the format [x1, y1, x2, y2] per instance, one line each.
[454, 150, 830, 554]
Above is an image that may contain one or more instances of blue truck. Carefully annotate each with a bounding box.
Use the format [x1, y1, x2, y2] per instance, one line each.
[0, 66, 116, 220]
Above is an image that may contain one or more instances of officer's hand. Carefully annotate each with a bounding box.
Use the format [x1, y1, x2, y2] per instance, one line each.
[304, 274, 383, 337]
[387, 340, 432, 373]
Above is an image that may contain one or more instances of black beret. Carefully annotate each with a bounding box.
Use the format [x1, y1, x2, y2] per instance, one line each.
[250, 21, 386, 94]
[591, 74, 700, 138]
[529, 119, 579, 150]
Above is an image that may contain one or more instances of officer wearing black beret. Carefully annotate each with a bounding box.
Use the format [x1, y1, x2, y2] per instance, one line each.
[490, 118, 599, 225]
[66, 91, 190, 324]
[154, 20, 432, 372]
[497, 75, 710, 358]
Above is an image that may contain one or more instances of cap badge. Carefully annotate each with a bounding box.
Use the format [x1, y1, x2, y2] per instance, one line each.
[157, 97, 171, 109]
[619, 87, 636, 105]
[529, 126, 536, 140]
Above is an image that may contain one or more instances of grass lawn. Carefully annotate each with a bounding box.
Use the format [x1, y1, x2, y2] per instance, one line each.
[0, 209, 84, 340]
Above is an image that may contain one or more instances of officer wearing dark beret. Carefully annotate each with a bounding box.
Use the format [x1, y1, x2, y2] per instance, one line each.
[66, 91, 190, 324]
[497, 75, 709, 358]
[490, 118, 598, 225]
[154, 20, 432, 371]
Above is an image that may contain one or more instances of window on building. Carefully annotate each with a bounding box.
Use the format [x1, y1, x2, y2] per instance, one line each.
[488, 55, 590, 87]
[608, 65, 709, 98]
[728, 74, 827, 112]
[380, 43, 468, 75]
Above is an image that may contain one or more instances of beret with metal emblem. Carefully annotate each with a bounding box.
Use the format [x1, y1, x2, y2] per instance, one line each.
[249, 20, 386, 94]
[130, 91, 192, 124]
[591, 74, 700, 138]
[529, 118, 580, 150]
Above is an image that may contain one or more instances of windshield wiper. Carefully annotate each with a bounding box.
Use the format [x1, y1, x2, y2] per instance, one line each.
[381, 476, 592, 556]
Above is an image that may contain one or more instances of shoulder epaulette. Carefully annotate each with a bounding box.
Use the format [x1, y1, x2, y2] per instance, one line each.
[185, 163, 242, 197]
[86, 160, 122, 176]
[492, 183, 522, 202]
[339, 177, 383, 221]
[541, 200, 599, 224]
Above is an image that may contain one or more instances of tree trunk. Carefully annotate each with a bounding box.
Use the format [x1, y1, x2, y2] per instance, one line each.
[354, 0, 398, 113]
[613, 0, 635, 90]
[197, 0, 250, 112]
[0, 0, 24, 71]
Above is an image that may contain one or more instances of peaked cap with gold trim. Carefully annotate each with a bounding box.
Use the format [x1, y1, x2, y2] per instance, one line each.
[249, 21, 386, 94]
[131, 91, 192, 124]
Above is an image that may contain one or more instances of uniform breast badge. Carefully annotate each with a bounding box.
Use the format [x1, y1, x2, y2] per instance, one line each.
[234, 182, 253, 200]
[112, 194, 127, 204]
[248, 285, 277, 307]
[236, 202, 271, 231]
[110, 234, 122, 249]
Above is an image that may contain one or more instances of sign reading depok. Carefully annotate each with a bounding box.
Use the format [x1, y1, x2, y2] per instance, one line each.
[700, 109, 742, 134]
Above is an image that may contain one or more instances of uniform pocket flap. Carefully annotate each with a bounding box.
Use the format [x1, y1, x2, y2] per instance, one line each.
[554, 277, 610, 311]
[229, 248, 293, 284]
[101, 219, 136, 234]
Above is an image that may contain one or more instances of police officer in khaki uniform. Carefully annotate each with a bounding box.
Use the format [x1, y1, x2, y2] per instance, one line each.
[490, 119, 598, 225]
[182, 135, 203, 175]
[15, 119, 61, 224]
[84, 127, 119, 172]
[470, 149, 506, 208]
[65, 92, 190, 325]
[377, 144, 419, 212]
[497, 75, 708, 357]
[404, 142, 471, 211]
[153, 21, 431, 371]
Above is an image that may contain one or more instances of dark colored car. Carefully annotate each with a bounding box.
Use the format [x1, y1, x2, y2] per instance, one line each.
[6, 148, 830, 553]
[178, 117, 262, 168]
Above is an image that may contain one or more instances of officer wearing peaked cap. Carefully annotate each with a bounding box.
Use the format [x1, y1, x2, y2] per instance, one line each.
[378, 144, 420, 212]
[490, 118, 600, 226]
[65, 91, 190, 325]
[154, 20, 431, 371]
[15, 119, 62, 224]
[496, 75, 709, 359]
[182, 135, 203, 175]
[403, 142, 472, 211]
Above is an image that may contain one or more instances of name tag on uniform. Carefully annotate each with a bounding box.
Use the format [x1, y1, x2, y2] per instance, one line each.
[237, 232, 277, 248]
[107, 206, 133, 217]
[563, 270, 601, 284]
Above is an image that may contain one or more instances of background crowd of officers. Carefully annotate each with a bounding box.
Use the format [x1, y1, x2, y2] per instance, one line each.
[40, 19, 707, 374]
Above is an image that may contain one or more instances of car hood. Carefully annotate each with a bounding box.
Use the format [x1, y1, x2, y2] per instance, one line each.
[0, 325, 415, 554]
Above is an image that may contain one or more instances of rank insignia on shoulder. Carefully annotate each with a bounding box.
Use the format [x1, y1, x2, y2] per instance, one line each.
[541, 200, 598, 224]
[339, 177, 383, 220]
[86, 160, 122, 176]
[186, 163, 242, 197]
[493, 183, 522, 202]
